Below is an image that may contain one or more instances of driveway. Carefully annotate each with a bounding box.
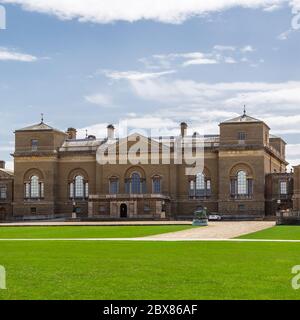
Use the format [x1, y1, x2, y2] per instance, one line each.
[145, 221, 275, 240]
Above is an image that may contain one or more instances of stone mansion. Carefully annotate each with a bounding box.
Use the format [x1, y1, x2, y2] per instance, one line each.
[0, 112, 297, 221]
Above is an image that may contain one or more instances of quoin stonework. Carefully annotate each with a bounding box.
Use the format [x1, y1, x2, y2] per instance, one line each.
[0, 111, 296, 221]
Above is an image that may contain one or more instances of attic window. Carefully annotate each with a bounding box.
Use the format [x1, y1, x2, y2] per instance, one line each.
[238, 132, 246, 141]
[31, 139, 38, 151]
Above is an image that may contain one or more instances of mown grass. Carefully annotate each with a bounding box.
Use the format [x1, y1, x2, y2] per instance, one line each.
[238, 226, 300, 240]
[0, 225, 194, 239]
[1, 240, 300, 300]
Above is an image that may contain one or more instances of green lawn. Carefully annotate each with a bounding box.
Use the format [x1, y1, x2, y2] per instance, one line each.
[238, 226, 300, 240]
[1, 240, 300, 300]
[0, 225, 193, 239]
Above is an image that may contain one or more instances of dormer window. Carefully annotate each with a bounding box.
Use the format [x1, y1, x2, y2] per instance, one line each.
[31, 139, 38, 151]
[238, 132, 246, 141]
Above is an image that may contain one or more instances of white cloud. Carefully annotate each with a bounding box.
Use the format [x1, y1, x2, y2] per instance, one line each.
[85, 93, 113, 107]
[5, 161, 14, 171]
[129, 79, 300, 105]
[278, 29, 293, 40]
[225, 83, 300, 107]
[140, 46, 256, 70]
[0, 0, 293, 24]
[183, 57, 218, 66]
[0, 47, 37, 62]
[78, 116, 179, 138]
[214, 45, 236, 51]
[103, 70, 176, 81]
[263, 4, 283, 11]
[241, 45, 255, 53]
[224, 57, 237, 64]
[122, 78, 300, 137]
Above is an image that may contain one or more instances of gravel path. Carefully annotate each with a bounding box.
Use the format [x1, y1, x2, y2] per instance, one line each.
[145, 221, 275, 240]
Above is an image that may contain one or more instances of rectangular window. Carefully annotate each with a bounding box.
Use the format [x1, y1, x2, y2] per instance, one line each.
[40, 183, 44, 198]
[206, 180, 212, 196]
[238, 132, 246, 141]
[0, 186, 7, 199]
[230, 179, 237, 196]
[110, 180, 119, 194]
[189, 180, 195, 198]
[31, 207, 37, 214]
[280, 181, 288, 195]
[125, 180, 130, 194]
[25, 183, 30, 199]
[85, 183, 89, 198]
[31, 139, 38, 151]
[69, 182, 74, 199]
[30, 179, 40, 198]
[153, 179, 161, 194]
[141, 180, 147, 194]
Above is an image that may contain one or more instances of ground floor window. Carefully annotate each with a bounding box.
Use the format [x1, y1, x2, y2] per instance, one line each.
[189, 173, 211, 198]
[0, 185, 7, 200]
[24, 176, 44, 199]
[280, 181, 288, 195]
[69, 175, 89, 199]
[231, 170, 253, 199]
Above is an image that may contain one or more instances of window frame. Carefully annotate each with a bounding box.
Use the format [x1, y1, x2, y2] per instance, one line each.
[189, 173, 211, 199]
[280, 181, 288, 195]
[238, 132, 247, 141]
[24, 175, 44, 200]
[69, 175, 89, 200]
[0, 185, 7, 200]
[109, 178, 119, 195]
[31, 139, 39, 151]
[152, 176, 162, 194]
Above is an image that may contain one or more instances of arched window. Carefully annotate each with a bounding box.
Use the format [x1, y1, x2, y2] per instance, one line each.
[30, 176, 39, 198]
[69, 175, 88, 199]
[110, 177, 119, 194]
[75, 176, 84, 198]
[237, 171, 247, 195]
[131, 173, 141, 194]
[230, 168, 253, 199]
[125, 170, 146, 194]
[24, 175, 44, 199]
[189, 172, 211, 198]
[152, 176, 162, 194]
[196, 173, 205, 190]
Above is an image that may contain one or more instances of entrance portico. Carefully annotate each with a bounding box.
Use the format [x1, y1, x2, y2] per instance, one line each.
[88, 194, 170, 219]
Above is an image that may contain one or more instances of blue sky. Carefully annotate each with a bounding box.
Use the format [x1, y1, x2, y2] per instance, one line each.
[0, 1, 300, 169]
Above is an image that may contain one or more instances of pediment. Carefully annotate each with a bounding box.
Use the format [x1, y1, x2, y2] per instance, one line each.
[98, 133, 170, 154]
[0, 169, 13, 179]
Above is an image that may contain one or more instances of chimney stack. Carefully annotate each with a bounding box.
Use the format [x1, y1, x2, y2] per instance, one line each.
[67, 127, 77, 140]
[107, 124, 115, 139]
[180, 122, 188, 137]
[0, 161, 5, 169]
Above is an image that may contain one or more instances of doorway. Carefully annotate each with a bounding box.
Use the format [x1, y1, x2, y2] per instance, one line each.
[120, 204, 128, 218]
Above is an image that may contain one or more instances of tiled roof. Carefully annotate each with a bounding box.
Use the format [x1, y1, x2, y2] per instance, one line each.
[222, 114, 262, 124]
[0, 168, 14, 176]
[16, 122, 63, 133]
